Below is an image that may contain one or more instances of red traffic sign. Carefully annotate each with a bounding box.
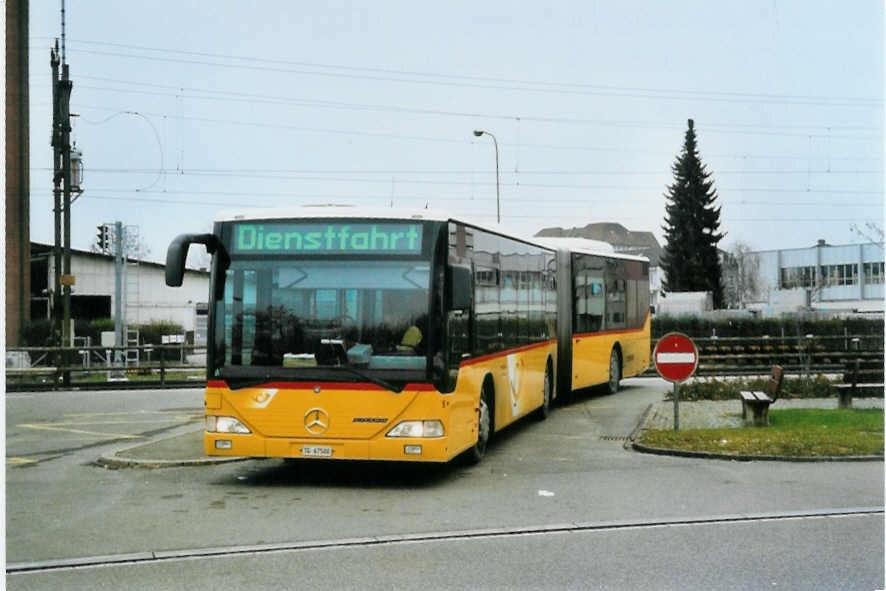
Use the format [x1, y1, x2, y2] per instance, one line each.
[653, 332, 699, 383]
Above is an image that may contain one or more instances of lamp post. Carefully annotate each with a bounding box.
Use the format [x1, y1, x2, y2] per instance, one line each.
[473, 129, 500, 224]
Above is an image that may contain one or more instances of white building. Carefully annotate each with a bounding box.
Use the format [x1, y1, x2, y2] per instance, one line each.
[747, 240, 884, 316]
[31, 243, 210, 334]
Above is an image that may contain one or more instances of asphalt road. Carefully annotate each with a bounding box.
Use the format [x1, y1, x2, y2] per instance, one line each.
[6, 379, 884, 589]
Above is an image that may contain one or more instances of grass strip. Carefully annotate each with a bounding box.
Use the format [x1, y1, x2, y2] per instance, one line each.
[640, 409, 884, 457]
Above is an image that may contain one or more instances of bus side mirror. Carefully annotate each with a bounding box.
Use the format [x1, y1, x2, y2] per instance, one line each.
[166, 233, 225, 287]
[449, 265, 473, 310]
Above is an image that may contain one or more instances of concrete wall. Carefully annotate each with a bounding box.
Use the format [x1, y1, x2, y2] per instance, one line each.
[655, 291, 713, 317]
[122, 263, 209, 331]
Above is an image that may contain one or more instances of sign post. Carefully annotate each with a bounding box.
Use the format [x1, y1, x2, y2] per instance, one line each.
[653, 332, 699, 431]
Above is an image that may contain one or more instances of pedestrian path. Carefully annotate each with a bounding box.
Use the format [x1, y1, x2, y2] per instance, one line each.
[645, 397, 884, 431]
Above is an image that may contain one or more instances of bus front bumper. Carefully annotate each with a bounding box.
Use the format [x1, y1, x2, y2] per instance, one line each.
[205, 432, 456, 463]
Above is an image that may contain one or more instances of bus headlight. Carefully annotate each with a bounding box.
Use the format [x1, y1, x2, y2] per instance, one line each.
[386, 420, 444, 438]
[206, 415, 251, 434]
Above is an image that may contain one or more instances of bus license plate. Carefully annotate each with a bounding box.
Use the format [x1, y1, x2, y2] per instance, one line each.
[302, 446, 333, 457]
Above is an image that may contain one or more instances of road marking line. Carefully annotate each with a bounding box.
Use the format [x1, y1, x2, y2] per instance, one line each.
[45, 418, 199, 426]
[7, 507, 882, 575]
[6, 457, 39, 465]
[65, 410, 200, 418]
[17, 424, 141, 439]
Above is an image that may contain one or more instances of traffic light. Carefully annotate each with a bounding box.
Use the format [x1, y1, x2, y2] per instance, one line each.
[97, 224, 110, 252]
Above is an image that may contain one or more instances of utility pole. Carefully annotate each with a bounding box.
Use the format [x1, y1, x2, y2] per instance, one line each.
[115, 221, 125, 354]
[50, 41, 65, 349]
[51, 3, 76, 384]
[62, 54, 73, 350]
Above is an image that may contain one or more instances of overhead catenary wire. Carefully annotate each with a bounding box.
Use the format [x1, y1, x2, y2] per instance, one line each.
[27, 191, 880, 224]
[60, 79, 883, 141]
[29, 187, 883, 208]
[57, 102, 882, 162]
[28, 166, 885, 179]
[77, 110, 166, 191]
[31, 185, 884, 207]
[43, 38, 882, 108]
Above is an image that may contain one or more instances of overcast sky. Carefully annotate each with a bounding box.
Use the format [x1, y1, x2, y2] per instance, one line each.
[28, 1, 884, 262]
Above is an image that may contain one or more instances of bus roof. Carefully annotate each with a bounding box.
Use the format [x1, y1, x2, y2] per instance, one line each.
[215, 205, 451, 224]
[534, 237, 649, 263]
[215, 206, 647, 262]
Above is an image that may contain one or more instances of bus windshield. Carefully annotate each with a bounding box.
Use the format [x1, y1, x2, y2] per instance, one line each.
[213, 258, 431, 383]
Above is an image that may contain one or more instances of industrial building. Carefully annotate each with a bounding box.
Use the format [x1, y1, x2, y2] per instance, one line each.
[30, 243, 210, 341]
[748, 240, 884, 316]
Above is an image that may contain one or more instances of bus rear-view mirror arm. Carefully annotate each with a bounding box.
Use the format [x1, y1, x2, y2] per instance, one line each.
[166, 233, 228, 287]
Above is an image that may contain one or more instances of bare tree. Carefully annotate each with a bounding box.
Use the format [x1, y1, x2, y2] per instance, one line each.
[722, 241, 761, 309]
[90, 223, 151, 261]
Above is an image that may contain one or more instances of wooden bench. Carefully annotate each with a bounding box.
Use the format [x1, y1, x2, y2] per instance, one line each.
[739, 365, 784, 427]
[834, 358, 885, 408]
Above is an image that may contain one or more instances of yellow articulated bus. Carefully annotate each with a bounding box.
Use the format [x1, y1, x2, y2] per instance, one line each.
[539, 237, 651, 399]
[165, 208, 649, 464]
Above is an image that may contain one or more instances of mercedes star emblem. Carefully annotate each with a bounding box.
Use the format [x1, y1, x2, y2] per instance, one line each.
[304, 408, 330, 435]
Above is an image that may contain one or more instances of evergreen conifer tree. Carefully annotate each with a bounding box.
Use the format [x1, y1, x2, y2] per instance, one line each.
[660, 119, 725, 307]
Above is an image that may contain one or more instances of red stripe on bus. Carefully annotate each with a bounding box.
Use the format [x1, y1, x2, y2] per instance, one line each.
[459, 339, 557, 368]
[207, 380, 436, 391]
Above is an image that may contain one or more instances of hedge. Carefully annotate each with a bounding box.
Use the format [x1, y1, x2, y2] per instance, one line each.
[21, 319, 186, 361]
[652, 317, 883, 339]
[23, 317, 116, 347]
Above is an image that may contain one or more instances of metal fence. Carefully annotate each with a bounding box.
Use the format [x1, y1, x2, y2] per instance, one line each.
[5, 344, 207, 391]
[647, 334, 884, 377]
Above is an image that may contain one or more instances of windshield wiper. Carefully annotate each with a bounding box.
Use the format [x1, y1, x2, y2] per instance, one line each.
[331, 365, 402, 393]
[217, 365, 401, 393]
[219, 365, 403, 394]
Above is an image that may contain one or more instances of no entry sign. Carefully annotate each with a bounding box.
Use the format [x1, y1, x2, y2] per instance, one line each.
[653, 332, 699, 383]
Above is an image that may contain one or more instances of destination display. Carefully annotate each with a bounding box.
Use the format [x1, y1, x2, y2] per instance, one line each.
[232, 222, 423, 255]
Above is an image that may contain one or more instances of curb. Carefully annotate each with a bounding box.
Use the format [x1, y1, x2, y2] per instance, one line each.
[95, 455, 249, 469]
[623, 402, 655, 452]
[629, 441, 883, 462]
[96, 430, 248, 469]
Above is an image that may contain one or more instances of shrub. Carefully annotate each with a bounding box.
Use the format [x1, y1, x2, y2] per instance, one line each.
[136, 320, 185, 345]
[135, 320, 186, 362]
[22, 319, 53, 346]
[669, 375, 842, 401]
[77, 318, 115, 344]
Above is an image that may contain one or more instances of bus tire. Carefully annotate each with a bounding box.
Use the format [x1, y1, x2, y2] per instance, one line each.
[608, 348, 621, 395]
[535, 360, 553, 420]
[466, 379, 493, 464]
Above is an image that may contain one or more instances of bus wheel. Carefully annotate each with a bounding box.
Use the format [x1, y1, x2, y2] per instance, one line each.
[608, 349, 621, 395]
[535, 362, 553, 420]
[467, 382, 492, 464]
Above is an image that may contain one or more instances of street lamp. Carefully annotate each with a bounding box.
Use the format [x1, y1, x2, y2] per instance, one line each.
[473, 129, 500, 223]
